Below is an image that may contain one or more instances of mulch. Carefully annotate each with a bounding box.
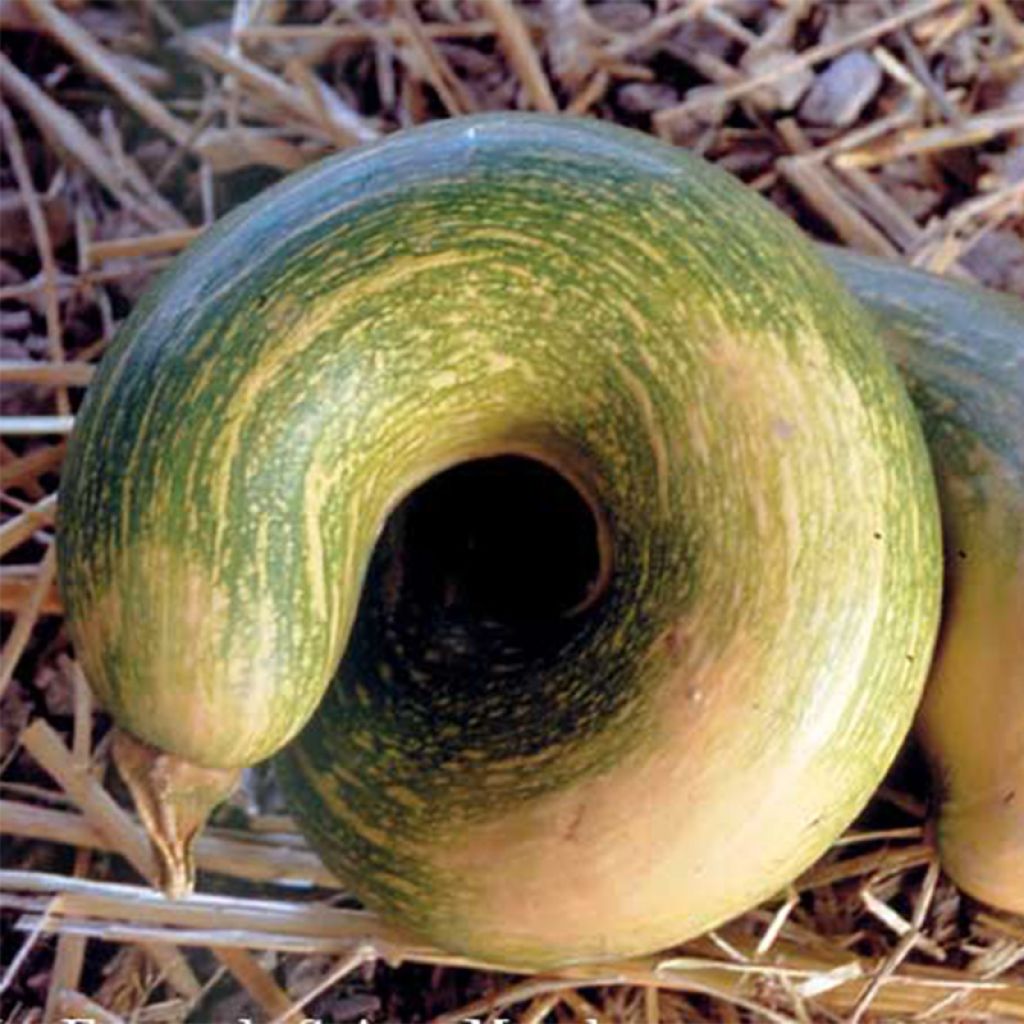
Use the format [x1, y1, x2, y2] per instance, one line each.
[2, 1, 1023, 1021]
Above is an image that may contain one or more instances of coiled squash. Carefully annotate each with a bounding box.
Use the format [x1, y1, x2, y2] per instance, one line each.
[58, 115, 954, 966]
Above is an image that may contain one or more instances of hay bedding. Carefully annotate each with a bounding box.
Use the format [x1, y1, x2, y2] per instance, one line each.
[0, 0, 1022, 1020]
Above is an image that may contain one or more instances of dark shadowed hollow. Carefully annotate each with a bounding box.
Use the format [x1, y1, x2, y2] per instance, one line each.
[378, 455, 604, 629]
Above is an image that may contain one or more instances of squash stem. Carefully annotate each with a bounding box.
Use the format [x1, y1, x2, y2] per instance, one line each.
[113, 728, 241, 898]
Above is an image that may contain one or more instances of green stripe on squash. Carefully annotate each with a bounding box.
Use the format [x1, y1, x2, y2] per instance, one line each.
[58, 115, 949, 966]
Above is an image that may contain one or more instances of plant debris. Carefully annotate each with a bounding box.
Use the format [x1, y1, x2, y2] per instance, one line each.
[2, 1, 1023, 1021]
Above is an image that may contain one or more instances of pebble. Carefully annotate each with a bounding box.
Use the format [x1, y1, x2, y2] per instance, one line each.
[617, 81, 681, 114]
[800, 50, 883, 127]
[743, 49, 814, 111]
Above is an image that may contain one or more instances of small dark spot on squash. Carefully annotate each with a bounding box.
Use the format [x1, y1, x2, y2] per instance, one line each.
[661, 622, 688, 661]
[771, 418, 795, 440]
[873, 531, 883, 540]
[563, 803, 586, 843]
[957, 549, 967, 559]
[906, 653, 915, 663]
[1004, 790, 1016, 805]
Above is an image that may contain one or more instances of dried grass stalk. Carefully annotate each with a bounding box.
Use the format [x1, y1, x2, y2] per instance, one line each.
[394, 0, 477, 116]
[4, 871, 1022, 1019]
[0, 415, 76, 436]
[0, 53, 175, 230]
[19, 0, 194, 147]
[481, 0, 558, 112]
[0, 546, 56, 699]
[655, 0, 956, 128]
[0, 800, 339, 887]
[0, 362, 95, 387]
[0, 565, 62, 616]
[0, 102, 70, 416]
[0, 493, 57, 558]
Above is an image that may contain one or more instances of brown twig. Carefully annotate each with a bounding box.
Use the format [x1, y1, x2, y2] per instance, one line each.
[19, 0, 194, 148]
[0, 361, 95, 387]
[52, 989, 126, 1024]
[268, 945, 376, 1024]
[0, 800, 340, 887]
[604, 0, 707, 61]
[239, 19, 497, 44]
[0, 53, 169, 231]
[654, 0, 956, 128]
[0, 415, 76, 435]
[394, 0, 477, 116]
[188, 37, 376, 148]
[834, 108, 1024, 169]
[84, 229, 203, 265]
[0, 545, 56, 700]
[481, 0, 558, 112]
[0, 564, 63, 616]
[0, 103, 70, 417]
[0, 492, 57, 558]
[42, 664, 94, 1022]
[849, 857, 943, 1023]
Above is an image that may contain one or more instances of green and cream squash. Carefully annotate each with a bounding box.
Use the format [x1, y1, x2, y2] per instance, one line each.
[56, 115, 1018, 966]
[823, 249, 1024, 918]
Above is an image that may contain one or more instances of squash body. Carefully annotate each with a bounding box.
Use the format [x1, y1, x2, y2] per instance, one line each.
[58, 115, 942, 966]
[825, 248, 1024, 915]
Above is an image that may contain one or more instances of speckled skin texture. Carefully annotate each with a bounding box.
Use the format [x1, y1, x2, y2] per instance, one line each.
[58, 116, 943, 966]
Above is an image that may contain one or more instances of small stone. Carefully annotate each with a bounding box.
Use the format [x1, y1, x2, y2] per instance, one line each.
[24, 334, 52, 358]
[588, 1, 651, 32]
[962, 230, 1024, 299]
[881, 181, 941, 221]
[800, 50, 882, 127]
[743, 49, 814, 111]
[0, 309, 31, 334]
[820, 3, 878, 46]
[0, 259, 23, 287]
[617, 81, 681, 114]
[666, 19, 735, 62]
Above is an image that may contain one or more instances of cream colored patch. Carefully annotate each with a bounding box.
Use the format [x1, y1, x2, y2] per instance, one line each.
[245, 250, 482, 397]
[485, 351, 516, 373]
[75, 543, 281, 767]
[421, 320, 917, 961]
[430, 369, 459, 390]
[920, 517, 1024, 802]
[302, 460, 332, 625]
[428, 639, 844, 962]
[209, 413, 247, 566]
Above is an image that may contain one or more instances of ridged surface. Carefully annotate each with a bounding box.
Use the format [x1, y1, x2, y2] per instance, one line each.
[826, 248, 1024, 915]
[58, 116, 942, 966]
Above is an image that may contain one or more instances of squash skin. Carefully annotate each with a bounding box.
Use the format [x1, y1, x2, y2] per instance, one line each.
[824, 248, 1024, 916]
[57, 115, 943, 965]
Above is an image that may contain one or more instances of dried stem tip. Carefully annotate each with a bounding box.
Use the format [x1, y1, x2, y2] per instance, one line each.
[112, 728, 241, 898]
